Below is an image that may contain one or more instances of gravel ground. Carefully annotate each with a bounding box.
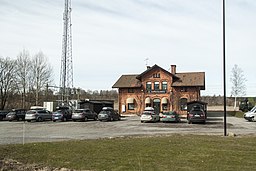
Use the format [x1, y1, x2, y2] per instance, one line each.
[0, 111, 255, 145]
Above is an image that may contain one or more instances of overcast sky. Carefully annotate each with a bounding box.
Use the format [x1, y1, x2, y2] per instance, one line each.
[0, 0, 256, 96]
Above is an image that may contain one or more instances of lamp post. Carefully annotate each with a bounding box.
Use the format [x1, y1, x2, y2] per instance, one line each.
[223, 0, 227, 136]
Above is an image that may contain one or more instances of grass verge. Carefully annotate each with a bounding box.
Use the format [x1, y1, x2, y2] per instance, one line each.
[228, 111, 244, 118]
[1, 135, 256, 171]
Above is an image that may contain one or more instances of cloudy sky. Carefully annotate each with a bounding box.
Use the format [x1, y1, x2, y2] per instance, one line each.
[0, 0, 256, 96]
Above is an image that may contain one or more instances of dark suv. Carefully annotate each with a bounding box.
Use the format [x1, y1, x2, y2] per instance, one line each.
[6, 109, 27, 121]
[187, 105, 206, 124]
[98, 107, 120, 121]
[52, 106, 72, 122]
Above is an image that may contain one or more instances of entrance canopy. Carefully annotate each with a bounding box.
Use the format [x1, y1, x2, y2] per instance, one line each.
[161, 97, 168, 104]
[126, 98, 134, 104]
[145, 97, 151, 104]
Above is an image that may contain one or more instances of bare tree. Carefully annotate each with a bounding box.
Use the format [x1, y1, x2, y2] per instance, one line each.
[230, 64, 246, 110]
[29, 51, 53, 106]
[0, 57, 17, 109]
[16, 49, 31, 108]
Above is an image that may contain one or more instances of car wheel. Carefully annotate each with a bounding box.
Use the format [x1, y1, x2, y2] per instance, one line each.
[251, 117, 255, 122]
[37, 117, 43, 122]
[53, 120, 56, 122]
[109, 117, 113, 121]
[94, 116, 98, 121]
[84, 117, 88, 122]
[62, 117, 67, 122]
[188, 120, 192, 124]
[0, 116, 3, 121]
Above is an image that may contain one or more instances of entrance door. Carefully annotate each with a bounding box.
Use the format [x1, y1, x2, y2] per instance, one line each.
[153, 99, 161, 114]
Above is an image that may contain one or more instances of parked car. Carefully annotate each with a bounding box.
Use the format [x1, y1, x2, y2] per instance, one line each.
[72, 109, 98, 122]
[25, 109, 52, 122]
[160, 111, 180, 123]
[244, 106, 256, 122]
[187, 105, 206, 124]
[6, 109, 27, 121]
[0, 110, 12, 121]
[52, 106, 72, 122]
[98, 107, 120, 121]
[140, 107, 160, 123]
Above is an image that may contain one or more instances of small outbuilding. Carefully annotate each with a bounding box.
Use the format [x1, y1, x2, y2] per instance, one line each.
[79, 100, 114, 114]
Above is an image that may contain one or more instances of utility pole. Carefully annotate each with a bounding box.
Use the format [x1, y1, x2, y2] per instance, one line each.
[60, 0, 73, 106]
[223, 0, 227, 136]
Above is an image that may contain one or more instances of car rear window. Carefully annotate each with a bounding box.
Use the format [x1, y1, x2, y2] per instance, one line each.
[143, 111, 154, 115]
[190, 110, 203, 115]
[100, 111, 110, 114]
[27, 110, 36, 114]
[74, 110, 83, 113]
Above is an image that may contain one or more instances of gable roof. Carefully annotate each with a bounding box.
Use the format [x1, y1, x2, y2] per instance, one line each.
[136, 64, 178, 80]
[172, 72, 205, 90]
[112, 75, 141, 88]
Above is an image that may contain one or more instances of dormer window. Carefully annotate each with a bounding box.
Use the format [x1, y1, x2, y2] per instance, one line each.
[153, 73, 160, 78]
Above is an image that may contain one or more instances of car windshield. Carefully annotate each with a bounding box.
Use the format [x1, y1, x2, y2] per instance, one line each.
[250, 106, 256, 112]
[100, 111, 110, 114]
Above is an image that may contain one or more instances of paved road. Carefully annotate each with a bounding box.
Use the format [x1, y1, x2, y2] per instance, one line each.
[0, 112, 255, 145]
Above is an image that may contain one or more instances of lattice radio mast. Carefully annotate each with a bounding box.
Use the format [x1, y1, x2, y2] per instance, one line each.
[59, 0, 73, 105]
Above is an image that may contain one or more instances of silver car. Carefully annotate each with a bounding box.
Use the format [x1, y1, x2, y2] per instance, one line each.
[72, 109, 98, 122]
[140, 107, 160, 123]
[25, 110, 52, 122]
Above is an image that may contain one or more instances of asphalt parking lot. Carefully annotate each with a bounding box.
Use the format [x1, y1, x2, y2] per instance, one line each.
[0, 111, 255, 145]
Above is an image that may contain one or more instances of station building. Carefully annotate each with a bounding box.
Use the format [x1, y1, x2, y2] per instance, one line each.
[112, 64, 205, 116]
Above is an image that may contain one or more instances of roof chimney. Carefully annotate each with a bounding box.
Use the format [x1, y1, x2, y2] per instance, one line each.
[171, 65, 176, 74]
[147, 66, 151, 69]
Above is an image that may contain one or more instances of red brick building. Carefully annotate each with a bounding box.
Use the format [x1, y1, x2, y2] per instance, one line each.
[112, 64, 205, 116]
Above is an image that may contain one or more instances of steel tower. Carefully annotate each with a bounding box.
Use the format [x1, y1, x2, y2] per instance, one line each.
[59, 0, 73, 104]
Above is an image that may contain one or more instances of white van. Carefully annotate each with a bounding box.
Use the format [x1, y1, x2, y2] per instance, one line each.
[244, 106, 256, 122]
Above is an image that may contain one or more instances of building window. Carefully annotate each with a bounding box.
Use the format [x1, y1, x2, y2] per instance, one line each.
[146, 103, 151, 107]
[180, 98, 187, 111]
[153, 73, 160, 78]
[162, 81, 167, 90]
[162, 104, 168, 111]
[146, 82, 152, 91]
[128, 103, 135, 110]
[128, 89, 134, 93]
[154, 82, 160, 90]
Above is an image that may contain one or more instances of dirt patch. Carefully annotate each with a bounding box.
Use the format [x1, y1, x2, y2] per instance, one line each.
[0, 159, 90, 171]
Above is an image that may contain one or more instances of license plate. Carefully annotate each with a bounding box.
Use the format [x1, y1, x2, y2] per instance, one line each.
[54, 117, 59, 119]
[195, 115, 200, 117]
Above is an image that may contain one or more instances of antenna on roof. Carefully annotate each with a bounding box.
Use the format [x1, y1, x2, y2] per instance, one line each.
[145, 58, 149, 67]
